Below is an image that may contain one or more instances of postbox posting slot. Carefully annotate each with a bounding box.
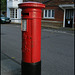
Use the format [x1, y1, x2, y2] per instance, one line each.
[22, 20, 27, 31]
[22, 13, 29, 16]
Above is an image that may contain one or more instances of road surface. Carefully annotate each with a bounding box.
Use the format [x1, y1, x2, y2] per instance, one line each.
[1, 24, 74, 75]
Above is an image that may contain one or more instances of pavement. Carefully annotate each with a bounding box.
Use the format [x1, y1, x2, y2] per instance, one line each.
[41, 26, 75, 32]
[11, 22, 75, 31]
[1, 24, 21, 75]
[1, 53, 21, 75]
[1, 23, 74, 75]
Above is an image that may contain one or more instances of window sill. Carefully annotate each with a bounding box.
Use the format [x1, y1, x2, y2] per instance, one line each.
[8, 1, 18, 2]
[43, 17, 55, 19]
[10, 18, 18, 19]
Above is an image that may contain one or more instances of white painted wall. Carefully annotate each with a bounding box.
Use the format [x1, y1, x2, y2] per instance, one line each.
[7, 8, 10, 18]
[7, 1, 22, 8]
[7, 0, 22, 23]
[17, 8, 21, 19]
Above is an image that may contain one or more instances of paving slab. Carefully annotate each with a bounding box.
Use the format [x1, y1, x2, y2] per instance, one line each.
[1, 53, 21, 75]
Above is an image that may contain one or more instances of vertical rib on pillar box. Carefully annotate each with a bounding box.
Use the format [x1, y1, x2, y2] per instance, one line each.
[18, 2, 45, 75]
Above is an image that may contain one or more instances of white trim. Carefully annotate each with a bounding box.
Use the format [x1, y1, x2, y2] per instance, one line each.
[42, 17, 55, 19]
[47, 10, 48, 18]
[10, 8, 18, 19]
[43, 10, 45, 18]
[11, 18, 21, 20]
[59, 4, 74, 10]
[8, 0, 19, 1]
[43, 9, 55, 19]
[63, 9, 66, 27]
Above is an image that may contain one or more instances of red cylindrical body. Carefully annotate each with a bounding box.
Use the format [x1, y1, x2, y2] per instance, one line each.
[19, 2, 45, 63]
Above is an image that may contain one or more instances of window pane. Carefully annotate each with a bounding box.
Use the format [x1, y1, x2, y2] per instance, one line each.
[45, 10, 47, 17]
[48, 10, 51, 17]
[13, 9, 14, 18]
[52, 10, 55, 17]
[10, 9, 14, 18]
[16, 9, 17, 18]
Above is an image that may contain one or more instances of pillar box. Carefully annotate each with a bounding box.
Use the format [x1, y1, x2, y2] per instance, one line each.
[18, 2, 45, 75]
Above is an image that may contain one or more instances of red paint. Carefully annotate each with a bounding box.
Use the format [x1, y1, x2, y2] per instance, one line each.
[19, 2, 45, 63]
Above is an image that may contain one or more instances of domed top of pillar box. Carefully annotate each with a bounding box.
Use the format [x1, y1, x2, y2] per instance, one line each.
[18, 1, 45, 9]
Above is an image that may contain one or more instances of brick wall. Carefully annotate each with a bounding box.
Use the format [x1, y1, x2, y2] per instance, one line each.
[45, 0, 74, 6]
[24, 0, 74, 4]
[42, 6, 64, 27]
[22, 0, 74, 27]
[43, 6, 64, 21]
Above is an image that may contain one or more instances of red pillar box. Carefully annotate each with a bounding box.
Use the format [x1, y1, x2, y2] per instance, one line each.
[18, 2, 45, 75]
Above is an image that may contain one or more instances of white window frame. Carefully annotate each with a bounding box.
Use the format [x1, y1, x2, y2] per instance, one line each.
[14, 0, 18, 1]
[9, 0, 13, 1]
[43, 9, 55, 19]
[10, 8, 14, 18]
[8, 0, 18, 1]
[10, 8, 17, 19]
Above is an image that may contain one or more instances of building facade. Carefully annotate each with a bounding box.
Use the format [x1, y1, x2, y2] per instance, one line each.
[23, 0, 74, 28]
[42, 0, 74, 28]
[7, 0, 23, 23]
[7, 0, 74, 28]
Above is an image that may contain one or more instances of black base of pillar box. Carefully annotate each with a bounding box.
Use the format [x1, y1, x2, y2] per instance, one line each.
[22, 61, 41, 75]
